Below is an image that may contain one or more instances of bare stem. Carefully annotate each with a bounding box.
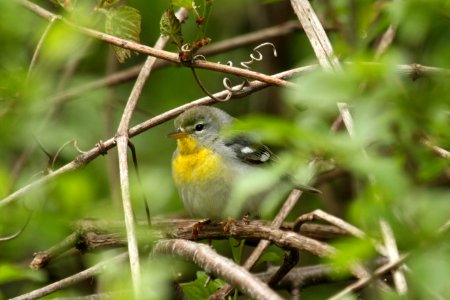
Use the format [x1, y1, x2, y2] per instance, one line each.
[113, 9, 188, 297]
[380, 220, 407, 294]
[27, 15, 58, 82]
[11, 253, 128, 300]
[290, 0, 341, 72]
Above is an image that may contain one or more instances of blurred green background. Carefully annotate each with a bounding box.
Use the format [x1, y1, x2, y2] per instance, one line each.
[1, 0, 449, 299]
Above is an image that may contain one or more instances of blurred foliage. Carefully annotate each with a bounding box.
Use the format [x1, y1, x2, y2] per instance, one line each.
[0, 0, 449, 299]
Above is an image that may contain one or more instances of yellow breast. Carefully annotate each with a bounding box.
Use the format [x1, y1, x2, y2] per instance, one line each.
[172, 136, 222, 184]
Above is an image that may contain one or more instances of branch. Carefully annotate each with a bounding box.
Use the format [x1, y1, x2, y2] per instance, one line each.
[0, 66, 308, 209]
[30, 233, 78, 269]
[380, 220, 407, 294]
[329, 254, 408, 300]
[294, 209, 365, 238]
[11, 253, 128, 300]
[47, 20, 309, 104]
[290, 0, 340, 72]
[19, 0, 292, 88]
[30, 219, 345, 269]
[245, 189, 304, 270]
[258, 257, 389, 289]
[27, 15, 58, 82]
[153, 239, 283, 300]
[48, 61, 450, 106]
[375, 25, 397, 59]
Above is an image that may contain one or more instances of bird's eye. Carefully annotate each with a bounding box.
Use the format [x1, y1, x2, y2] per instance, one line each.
[195, 124, 204, 132]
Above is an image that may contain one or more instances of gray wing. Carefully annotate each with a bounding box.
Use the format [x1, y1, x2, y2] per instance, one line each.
[224, 135, 273, 165]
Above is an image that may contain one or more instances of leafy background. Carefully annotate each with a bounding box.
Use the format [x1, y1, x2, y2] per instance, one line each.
[1, 0, 449, 299]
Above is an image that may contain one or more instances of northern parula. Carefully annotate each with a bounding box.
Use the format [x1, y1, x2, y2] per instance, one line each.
[168, 105, 273, 219]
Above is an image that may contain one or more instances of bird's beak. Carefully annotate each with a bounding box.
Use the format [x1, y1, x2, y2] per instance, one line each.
[167, 128, 189, 139]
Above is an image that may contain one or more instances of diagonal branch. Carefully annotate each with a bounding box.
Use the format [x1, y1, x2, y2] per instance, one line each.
[48, 20, 310, 104]
[0, 66, 307, 209]
[19, 0, 293, 88]
[47, 62, 450, 106]
[153, 239, 284, 300]
[11, 252, 128, 300]
[329, 254, 409, 300]
[290, 0, 341, 72]
[27, 15, 58, 82]
[380, 220, 407, 294]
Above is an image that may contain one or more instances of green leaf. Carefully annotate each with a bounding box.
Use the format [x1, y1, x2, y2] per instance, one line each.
[171, 0, 194, 9]
[229, 238, 245, 264]
[181, 271, 225, 300]
[0, 264, 45, 284]
[257, 247, 284, 266]
[160, 8, 184, 48]
[105, 5, 141, 63]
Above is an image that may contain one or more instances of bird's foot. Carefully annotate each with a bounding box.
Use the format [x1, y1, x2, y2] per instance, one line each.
[191, 218, 211, 240]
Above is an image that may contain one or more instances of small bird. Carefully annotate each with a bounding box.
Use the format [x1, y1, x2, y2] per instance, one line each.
[168, 105, 315, 219]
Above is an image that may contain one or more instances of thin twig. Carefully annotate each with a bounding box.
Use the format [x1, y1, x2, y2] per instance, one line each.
[375, 25, 397, 59]
[380, 220, 407, 294]
[245, 189, 304, 268]
[0, 160, 82, 208]
[0, 212, 32, 242]
[11, 253, 128, 300]
[0, 66, 308, 209]
[116, 137, 141, 296]
[421, 138, 450, 159]
[19, 0, 293, 88]
[267, 249, 299, 287]
[294, 209, 365, 239]
[289, 0, 341, 72]
[336, 102, 355, 137]
[329, 254, 409, 300]
[48, 20, 309, 104]
[258, 257, 389, 289]
[27, 15, 58, 82]
[48, 61, 450, 106]
[153, 239, 283, 300]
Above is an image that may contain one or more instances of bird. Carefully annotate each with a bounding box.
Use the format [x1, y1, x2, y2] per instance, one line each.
[168, 105, 316, 220]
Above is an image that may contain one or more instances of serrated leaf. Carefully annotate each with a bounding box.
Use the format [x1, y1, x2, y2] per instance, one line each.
[170, 0, 193, 9]
[105, 5, 141, 63]
[160, 8, 184, 48]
